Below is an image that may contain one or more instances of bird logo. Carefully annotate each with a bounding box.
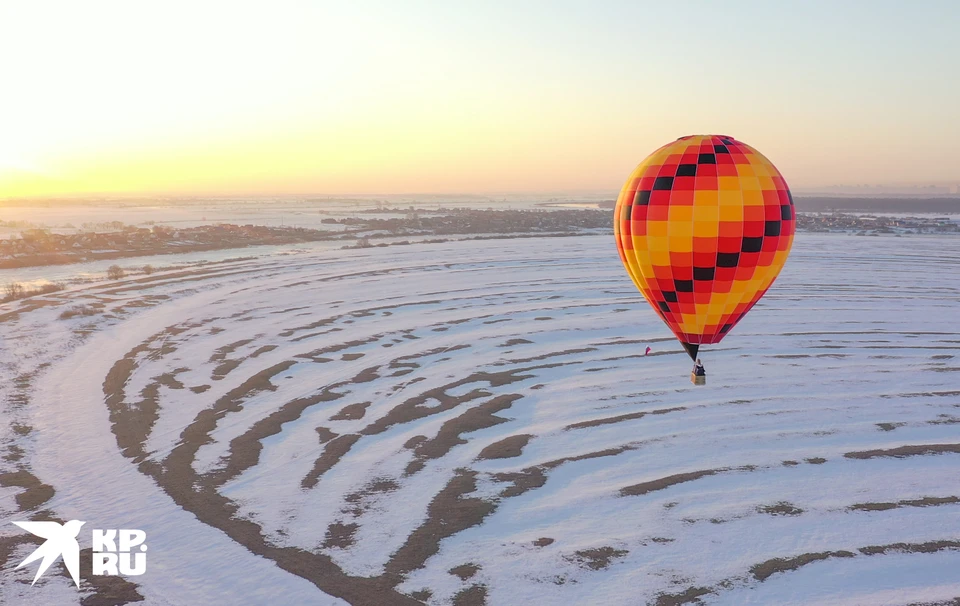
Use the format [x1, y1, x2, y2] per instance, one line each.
[11, 520, 85, 588]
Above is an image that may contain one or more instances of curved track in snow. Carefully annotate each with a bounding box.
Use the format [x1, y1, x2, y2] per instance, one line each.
[2, 234, 960, 605]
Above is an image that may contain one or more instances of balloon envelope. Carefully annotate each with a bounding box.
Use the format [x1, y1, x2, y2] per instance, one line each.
[613, 135, 795, 360]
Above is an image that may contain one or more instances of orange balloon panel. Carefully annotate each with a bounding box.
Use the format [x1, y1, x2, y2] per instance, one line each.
[613, 135, 795, 359]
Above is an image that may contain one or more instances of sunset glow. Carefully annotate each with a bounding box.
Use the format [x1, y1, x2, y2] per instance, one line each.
[2, 0, 958, 198]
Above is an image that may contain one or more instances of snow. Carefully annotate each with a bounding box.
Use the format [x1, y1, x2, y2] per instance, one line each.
[1, 233, 959, 604]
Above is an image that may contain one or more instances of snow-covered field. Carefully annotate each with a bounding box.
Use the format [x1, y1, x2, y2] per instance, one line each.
[1, 233, 958, 605]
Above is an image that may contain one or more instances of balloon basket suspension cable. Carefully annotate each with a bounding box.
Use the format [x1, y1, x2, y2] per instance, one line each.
[685, 341, 706, 385]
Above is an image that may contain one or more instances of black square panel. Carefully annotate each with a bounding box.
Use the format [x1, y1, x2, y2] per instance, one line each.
[693, 267, 715, 281]
[653, 176, 674, 191]
[741, 237, 764, 253]
[663, 290, 678, 302]
[717, 252, 740, 267]
[780, 205, 792, 220]
[714, 144, 729, 154]
[635, 190, 651, 206]
[676, 164, 697, 177]
[720, 323, 732, 334]
[658, 301, 671, 313]
[764, 220, 781, 236]
[673, 279, 694, 293]
[698, 153, 716, 164]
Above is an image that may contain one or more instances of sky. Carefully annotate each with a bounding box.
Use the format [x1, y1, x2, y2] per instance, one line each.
[0, 0, 958, 198]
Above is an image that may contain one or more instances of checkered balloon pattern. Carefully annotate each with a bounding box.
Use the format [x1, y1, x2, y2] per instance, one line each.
[614, 135, 795, 358]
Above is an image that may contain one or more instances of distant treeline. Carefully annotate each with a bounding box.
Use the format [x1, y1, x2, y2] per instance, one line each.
[795, 197, 960, 213]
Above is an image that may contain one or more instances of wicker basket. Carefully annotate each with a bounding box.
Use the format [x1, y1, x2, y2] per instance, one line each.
[690, 373, 706, 386]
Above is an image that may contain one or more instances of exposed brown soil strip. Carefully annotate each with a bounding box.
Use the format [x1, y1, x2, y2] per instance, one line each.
[484, 443, 635, 505]
[565, 406, 685, 430]
[452, 585, 487, 606]
[783, 331, 960, 337]
[542, 446, 636, 471]
[331, 402, 371, 421]
[301, 434, 362, 489]
[588, 336, 677, 347]
[0, 468, 55, 511]
[533, 537, 554, 547]
[210, 339, 254, 363]
[930, 415, 960, 425]
[859, 540, 960, 556]
[449, 563, 480, 580]
[212, 359, 243, 379]
[495, 467, 549, 498]
[314, 427, 337, 442]
[322, 522, 360, 549]
[491, 445, 640, 501]
[499, 339, 532, 347]
[382, 470, 496, 585]
[849, 496, 960, 512]
[653, 586, 713, 606]
[876, 422, 905, 431]
[406, 394, 522, 474]
[295, 337, 379, 360]
[280, 317, 336, 338]
[0, 297, 68, 324]
[620, 469, 724, 497]
[502, 347, 596, 365]
[476, 434, 532, 460]
[77, 546, 146, 606]
[844, 443, 960, 459]
[249, 344, 278, 358]
[563, 546, 628, 571]
[750, 550, 856, 581]
[5, 367, 49, 409]
[677, 538, 960, 603]
[361, 369, 536, 436]
[757, 502, 804, 516]
[388, 344, 470, 368]
[343, 478, 401, 514]
[881, 390, 960, 399]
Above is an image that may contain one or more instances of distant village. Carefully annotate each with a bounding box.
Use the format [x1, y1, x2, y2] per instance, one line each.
[0, 208, 956, 270]
[0, 209, 610, 269]
[795, 213, 959, 235]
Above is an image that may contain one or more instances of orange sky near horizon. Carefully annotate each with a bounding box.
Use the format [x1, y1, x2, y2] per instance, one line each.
[1, 1, 958, 199]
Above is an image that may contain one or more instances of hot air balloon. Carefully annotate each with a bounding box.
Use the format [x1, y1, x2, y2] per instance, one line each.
[613, 135, 795, 366]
